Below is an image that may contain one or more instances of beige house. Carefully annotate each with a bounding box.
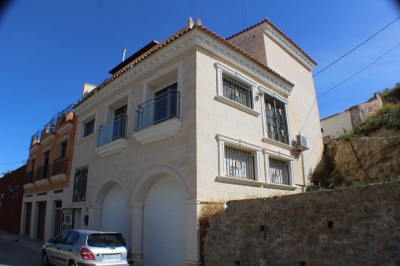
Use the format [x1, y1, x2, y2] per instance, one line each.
[68, 18, 322, 265]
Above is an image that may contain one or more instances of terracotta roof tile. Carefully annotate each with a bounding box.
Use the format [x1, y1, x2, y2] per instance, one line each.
[76, 22, 295, 108]
[227, 18, 317, 65]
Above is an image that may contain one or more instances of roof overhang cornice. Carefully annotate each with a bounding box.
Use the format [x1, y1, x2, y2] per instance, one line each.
[75, 27, 294, 115]
[229, 23, 317, 71]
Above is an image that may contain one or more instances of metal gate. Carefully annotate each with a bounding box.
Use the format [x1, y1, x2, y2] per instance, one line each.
[54, 208, 75, 238]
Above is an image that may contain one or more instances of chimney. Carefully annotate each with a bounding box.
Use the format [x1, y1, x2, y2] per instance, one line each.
[122, 49, 126, 62]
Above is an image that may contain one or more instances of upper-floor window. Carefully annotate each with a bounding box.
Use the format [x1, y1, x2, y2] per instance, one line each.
[59, 141, 68, 158]
[222, 74, 252, 108]
[215, 62, 259, 117]
[83, 119, 95, 137]
[263, 148, 295, 190]
[14, 185, 19, 199]
[264, 93, 289, 145]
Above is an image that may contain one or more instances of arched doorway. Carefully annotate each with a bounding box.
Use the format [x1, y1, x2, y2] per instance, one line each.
[101, 184, 127, 237]
[142, 176, 186, 266]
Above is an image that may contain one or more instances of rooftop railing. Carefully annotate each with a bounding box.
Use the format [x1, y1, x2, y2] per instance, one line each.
[57, 104, 74, 126]
[30, 131, 41, 146]
[97, 114, 128, 146]
[134, 90, 180, 131]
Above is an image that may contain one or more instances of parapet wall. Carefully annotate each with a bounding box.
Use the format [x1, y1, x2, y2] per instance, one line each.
[204, 181, 400, 266]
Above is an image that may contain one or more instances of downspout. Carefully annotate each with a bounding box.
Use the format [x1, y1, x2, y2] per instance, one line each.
[301, 151, 307, 193]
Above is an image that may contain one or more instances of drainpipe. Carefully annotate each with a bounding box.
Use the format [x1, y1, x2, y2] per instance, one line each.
[301, 151, 307, 193]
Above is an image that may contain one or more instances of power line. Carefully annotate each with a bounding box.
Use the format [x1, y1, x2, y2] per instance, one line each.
[317, 41, 400, 99]
[0, 161, 25, 166]
[301, 40, 400, 132]
[188, 0, 196, 19]
[313, 15, 400, 77]
[242, 0, 245, 29]
[135, 0, 154, 40]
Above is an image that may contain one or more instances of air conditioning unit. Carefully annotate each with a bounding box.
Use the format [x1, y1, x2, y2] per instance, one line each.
[296, 134, 309, 151]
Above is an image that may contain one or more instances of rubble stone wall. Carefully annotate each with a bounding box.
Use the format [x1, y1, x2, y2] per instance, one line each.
[204, 181, 400, 266]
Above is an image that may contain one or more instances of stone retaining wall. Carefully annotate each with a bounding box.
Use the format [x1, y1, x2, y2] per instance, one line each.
[204, 181, 400, 266]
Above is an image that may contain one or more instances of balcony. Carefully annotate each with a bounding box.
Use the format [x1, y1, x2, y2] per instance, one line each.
[24, 170, 35, 190]
[29, 131, 41, 153]
[57, 104, 74, 134]
[133, 90, 182, 145]
[35, 164, 51, 187]
[40, 114, 57, 146]
[95, 114, 128, 157]
[51, 156, 68, 184]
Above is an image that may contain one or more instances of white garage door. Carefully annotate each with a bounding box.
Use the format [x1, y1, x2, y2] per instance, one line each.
[102, 184, 127, 238]
[143, 176, 186, 266]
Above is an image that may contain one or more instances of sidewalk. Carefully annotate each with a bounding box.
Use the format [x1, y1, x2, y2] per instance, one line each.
[0, 229, 44, 252]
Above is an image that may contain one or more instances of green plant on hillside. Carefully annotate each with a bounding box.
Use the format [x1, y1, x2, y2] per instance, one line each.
[339, 103, 400, 138]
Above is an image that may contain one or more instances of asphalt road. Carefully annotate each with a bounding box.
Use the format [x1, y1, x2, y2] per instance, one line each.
[0, 235, 42, 266]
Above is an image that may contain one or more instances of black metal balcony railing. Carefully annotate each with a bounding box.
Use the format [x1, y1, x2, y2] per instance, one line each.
[25, 170, 35, 184]
[30, 130, 41, 146]
[134, 90, 180, 131]
[36, 164, 51, 181]
[58, 104, 74, 126]
[52, 156, 68, 176]
[97, 114, 128, 146]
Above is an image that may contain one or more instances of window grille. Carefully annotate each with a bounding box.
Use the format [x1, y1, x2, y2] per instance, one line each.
[222, 74, 252, 108]
[265, 94, 288, 144]
[269, 158, 289, 185]
[224, 146, 255, 180]
[73, 167, 88, 202]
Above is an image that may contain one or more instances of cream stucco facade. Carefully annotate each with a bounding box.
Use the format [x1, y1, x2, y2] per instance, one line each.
[67, 19, 323, 265]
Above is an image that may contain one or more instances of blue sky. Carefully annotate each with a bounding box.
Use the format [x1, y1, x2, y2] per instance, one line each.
[1, 0, 399, 174]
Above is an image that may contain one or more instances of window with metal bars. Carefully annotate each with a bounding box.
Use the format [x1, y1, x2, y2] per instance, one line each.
[269, 158, 290, 185]
[222, 74, 252, 108]
[73, 167, 88, 202]
[265, 94, 289, 144]
[224, 146, 255, 180]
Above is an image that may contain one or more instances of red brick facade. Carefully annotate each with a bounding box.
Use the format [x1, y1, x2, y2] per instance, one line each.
[0, 165, 27, 234]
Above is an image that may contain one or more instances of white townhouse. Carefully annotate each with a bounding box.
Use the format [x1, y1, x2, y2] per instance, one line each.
[67, 18, 322, 265]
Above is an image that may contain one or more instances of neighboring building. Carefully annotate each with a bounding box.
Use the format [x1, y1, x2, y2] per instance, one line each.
[0, 165, 26, 234]
[68, 18, 322, 265]
[321, 93, 384, 143]
[20, 104, 77, 242]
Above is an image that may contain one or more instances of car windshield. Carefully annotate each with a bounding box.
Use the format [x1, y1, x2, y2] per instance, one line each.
[87, 233, 126, 247]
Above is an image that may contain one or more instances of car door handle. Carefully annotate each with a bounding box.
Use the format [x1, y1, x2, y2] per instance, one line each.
[69, 249, 72, 252]
[57, 247, 60, 250]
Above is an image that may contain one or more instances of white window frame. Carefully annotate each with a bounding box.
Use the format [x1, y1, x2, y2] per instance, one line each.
[214, 62, 260, 117]
[263, 148, 296, 190]
[259, 86, 293, 151]
[141, 59, 184, 119]
[216, 134, 263, 187]
[79, 109, 98, 140]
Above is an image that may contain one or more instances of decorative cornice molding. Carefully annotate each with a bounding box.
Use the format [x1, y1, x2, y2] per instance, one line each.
[57, 123, 72, 135]
[75, 28, 294, 115]
[229, 24, 316, 71]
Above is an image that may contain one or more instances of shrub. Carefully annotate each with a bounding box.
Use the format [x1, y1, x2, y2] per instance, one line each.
[198, 201, 225, 231]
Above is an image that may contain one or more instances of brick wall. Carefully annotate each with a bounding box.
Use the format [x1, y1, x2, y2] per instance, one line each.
[0, 165, 26, 234]
[204, 181, 400, 265]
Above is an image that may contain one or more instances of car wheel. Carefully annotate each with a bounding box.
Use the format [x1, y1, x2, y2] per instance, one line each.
[42, 251, 49, 266]
[68, 260, 76, 266]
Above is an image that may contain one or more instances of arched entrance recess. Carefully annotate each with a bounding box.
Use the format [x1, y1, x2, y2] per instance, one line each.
[130, 167, 191, 265]
[93, 178, 128, 238]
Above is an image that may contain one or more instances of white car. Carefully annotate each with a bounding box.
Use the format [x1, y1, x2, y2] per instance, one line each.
[42, 229, 133, 266]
